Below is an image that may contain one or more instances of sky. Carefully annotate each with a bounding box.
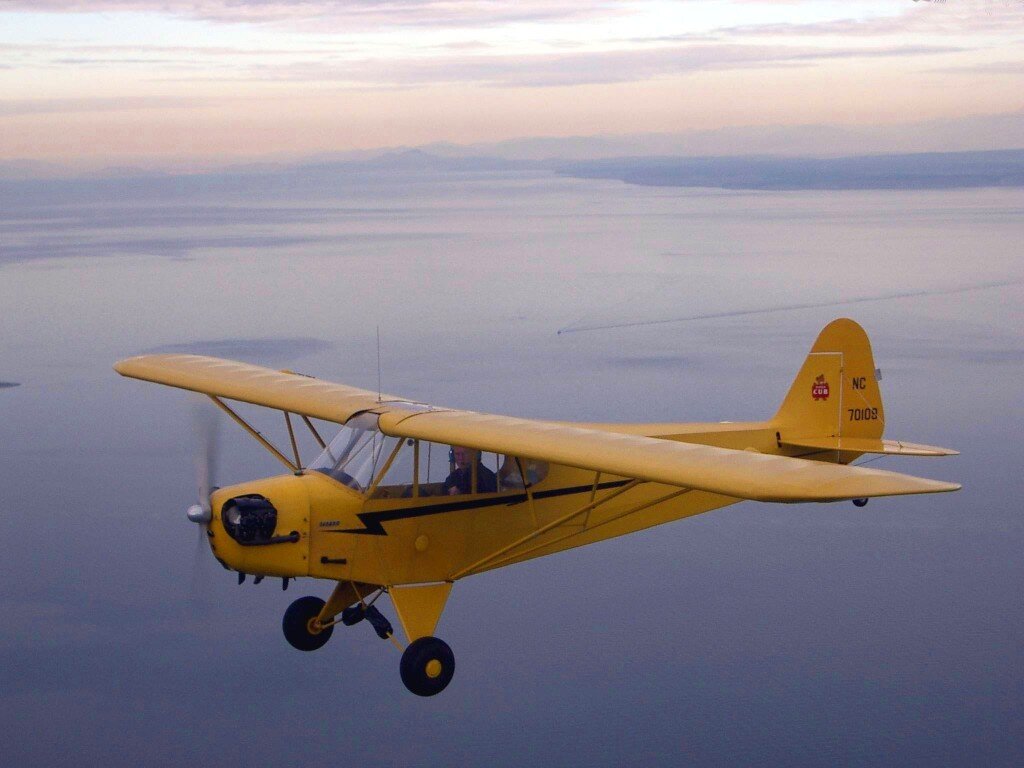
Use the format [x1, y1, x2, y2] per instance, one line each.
[1, 6, 1022, 762]
[1, 0, 1023, 167]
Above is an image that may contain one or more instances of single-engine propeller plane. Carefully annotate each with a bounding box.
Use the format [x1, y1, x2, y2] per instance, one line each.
[115, 319, 959, 696]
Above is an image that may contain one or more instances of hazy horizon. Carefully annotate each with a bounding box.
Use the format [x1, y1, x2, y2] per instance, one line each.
[2, 1, 1023, 166]
[4, 111, 1024, 179]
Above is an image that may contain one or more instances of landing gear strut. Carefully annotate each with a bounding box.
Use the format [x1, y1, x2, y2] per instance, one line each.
[281, 587, 457, 696]
[282, 596, 334, 651]
[400, 636, 455, 697]
[341, 603, 395, 639]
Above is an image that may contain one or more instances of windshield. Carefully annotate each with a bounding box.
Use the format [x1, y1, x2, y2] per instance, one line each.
[308, 411, 549, 498]
[308, 413, 399, 493]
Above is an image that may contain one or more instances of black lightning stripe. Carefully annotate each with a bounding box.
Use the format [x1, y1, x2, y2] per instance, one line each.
[327, 480, 632, 536]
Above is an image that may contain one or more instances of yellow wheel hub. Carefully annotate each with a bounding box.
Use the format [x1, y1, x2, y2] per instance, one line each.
[425, 659, 443, 679]
[306, 617, 323, 635]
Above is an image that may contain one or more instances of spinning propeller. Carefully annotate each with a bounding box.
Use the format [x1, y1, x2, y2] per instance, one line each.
[187, 398, 220, 603]
[187, 397, 219, 525]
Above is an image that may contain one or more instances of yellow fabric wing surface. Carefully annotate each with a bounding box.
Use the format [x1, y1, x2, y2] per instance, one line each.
[114, 354, 960, 504]
[114, 354, 400, 424]
[379, 410, 961, 503]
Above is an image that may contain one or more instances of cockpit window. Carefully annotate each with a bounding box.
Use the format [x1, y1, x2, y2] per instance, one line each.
[309, 413, 398, 492]
[497, 456, 549, 489]
[309, 413, 546, 498]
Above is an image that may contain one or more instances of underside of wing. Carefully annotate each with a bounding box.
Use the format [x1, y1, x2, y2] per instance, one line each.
[114, 354, 409, 423]
[378, 410, 961, 503]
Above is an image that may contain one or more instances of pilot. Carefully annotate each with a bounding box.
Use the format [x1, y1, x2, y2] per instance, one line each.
[443, 446, 497, 495]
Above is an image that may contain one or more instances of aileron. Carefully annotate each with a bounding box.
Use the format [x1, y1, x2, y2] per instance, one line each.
[113, 353, 410, 424]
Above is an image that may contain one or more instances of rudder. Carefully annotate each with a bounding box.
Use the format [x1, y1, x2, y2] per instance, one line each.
[772, 318, 884, 442]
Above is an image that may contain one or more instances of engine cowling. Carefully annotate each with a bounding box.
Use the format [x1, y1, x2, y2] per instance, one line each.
[209, 475, 311, 578]
[222, 495, 279, 544]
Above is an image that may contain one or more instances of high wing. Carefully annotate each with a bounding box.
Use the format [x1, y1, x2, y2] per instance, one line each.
[114, 354, 960, 504]
[379, 409, 960, 503]
[114, 353, 411, 424]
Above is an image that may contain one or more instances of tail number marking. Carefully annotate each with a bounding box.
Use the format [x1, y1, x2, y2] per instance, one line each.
[848, 407, 879, 421]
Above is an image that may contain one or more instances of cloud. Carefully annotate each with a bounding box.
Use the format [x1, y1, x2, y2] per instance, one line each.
[2, 2, 1011, 91]
[0, 41, 364, 67]
[718, 0, 1024, 38]
[0, 96, 215, 116]
[931, 60, 1024, 75]
[153, 41, 969, 89]
[0, 1, 609, 30]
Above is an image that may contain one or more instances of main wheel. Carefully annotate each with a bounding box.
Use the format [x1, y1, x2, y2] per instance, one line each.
[400, 636, 455, 697]
[853, 497, 869, 508]
[282, 596, 334, 651]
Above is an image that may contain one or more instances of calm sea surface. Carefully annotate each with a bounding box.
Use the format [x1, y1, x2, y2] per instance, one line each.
[1, 172, 1022, 766]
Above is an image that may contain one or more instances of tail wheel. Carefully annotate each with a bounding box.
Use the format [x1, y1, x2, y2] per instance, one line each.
[283, 596, 334, 651]
[400, 636, 455, 696]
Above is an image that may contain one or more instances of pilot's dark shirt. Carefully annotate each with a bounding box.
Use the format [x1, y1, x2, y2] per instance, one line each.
[442, 462, 497, 495]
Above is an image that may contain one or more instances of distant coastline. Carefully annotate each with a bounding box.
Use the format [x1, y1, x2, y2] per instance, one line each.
[557, 149, 1024, 191]
[0, 382, 20, 389]
[3, 148, 1024, 206]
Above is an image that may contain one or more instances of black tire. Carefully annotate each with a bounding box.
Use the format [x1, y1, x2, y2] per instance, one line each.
[282, 596, 334, 651]
[400, 636, 455, 697]
[853, 497, 869, 508]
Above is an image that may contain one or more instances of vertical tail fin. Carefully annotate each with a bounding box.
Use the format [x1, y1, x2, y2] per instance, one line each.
[772, 318, 884, 441]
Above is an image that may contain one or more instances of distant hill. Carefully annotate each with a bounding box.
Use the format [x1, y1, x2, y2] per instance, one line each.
[557, 149, 1024, 191]
[5, 110, 1024, 181]
[3, 147, 1024, 208]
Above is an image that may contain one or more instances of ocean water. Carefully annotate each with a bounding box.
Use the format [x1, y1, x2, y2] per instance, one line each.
[0, 172, 1021, 766]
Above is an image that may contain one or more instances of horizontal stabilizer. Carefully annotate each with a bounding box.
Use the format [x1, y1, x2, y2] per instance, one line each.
[782, 436, 958, 456]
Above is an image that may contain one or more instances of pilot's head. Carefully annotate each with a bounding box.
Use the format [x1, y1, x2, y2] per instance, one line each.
[452, 446, 477, 468]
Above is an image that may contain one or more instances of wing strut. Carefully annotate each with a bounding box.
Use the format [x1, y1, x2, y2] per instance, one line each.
[284, 412, 302, 469]
[209, 396, 298, 473]
[481, 485, 694, 573]
[517, 456, 539, 527]
[449, 479, 644, 579]
[301, 415, 327, 449]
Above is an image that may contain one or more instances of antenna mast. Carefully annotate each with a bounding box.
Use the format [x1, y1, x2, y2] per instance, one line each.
[376, 325, 382, 402]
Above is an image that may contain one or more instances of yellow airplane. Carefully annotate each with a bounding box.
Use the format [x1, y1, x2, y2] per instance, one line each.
[115, 318, 959, 696]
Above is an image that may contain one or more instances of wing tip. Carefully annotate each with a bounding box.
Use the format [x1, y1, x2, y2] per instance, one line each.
[861, 477, 962, 499]
[113, 357, 138, 376]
